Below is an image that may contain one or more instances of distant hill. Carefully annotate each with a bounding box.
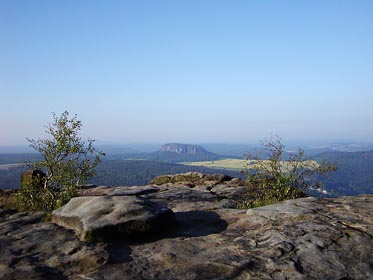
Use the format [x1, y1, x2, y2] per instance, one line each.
[313, 150, 373, 196]
[147, 143, 223, 162]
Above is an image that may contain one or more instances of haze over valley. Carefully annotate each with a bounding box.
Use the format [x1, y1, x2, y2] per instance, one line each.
[1, 141, 373, 197]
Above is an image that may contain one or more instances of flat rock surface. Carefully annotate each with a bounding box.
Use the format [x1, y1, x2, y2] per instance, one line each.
[85, 194, 373, 280]
[1, 179, 372, 279]
[52, 196, 176, 241]
[79, 185, 159, 196]
[0, 208, 108, 279]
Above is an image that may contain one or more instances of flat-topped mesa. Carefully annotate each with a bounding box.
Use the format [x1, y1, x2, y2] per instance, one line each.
[149, 143, 222, 162]
[160, 143, 208, 155]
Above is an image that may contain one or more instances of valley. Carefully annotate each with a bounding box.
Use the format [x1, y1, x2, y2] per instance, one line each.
[1, 142, 373, 197]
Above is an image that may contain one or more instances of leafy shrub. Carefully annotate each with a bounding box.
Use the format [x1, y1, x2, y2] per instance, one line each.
[241, 136, 336, 208]
[14, 111, 104, 212]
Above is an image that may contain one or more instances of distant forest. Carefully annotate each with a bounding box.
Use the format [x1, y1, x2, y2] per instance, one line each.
[91, 160, 243, 186]
[313, 151, 373, 196]
[0, 159, 243, 189]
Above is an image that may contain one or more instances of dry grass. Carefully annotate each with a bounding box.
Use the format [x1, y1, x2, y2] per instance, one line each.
[0, 189, 18, 209]
[182, 159, 246, 170]
[182, 158, 318, 172]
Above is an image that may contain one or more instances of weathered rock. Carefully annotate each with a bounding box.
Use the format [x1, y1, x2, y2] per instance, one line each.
[1, 177, 372, 279]
[210, 184, 248, 201]
[75, 172, 247, 213]
[143, 184, 241, 212]
[145, 174, 246, 212]
[0, 209, 108, 279]
[79, 185, 159, 196]
[85, 195, 373, 280]
[52, 196, 176, 241]
[237, 195, 373, 279]
[77, 179, 246, 212]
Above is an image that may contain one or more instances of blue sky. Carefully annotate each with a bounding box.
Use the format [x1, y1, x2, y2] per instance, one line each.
[1, 1, 372, 145]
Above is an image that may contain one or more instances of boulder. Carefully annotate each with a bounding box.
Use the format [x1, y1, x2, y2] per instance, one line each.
[149, 172, 234, 186]
[51, 196, 176, 241]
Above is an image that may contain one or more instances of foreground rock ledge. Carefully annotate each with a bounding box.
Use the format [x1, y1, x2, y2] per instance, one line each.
[51, 196, 176, 241]
[1, 179, 372, 279]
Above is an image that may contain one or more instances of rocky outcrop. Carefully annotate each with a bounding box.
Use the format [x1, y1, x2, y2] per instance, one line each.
[241, 196, 373, 279]
[1, 173, 372, 279]
[0, 208, 109, 279]
[52, 196, 176, 241]
[84, 194, 372, 280]
[149, 172, 237, 186]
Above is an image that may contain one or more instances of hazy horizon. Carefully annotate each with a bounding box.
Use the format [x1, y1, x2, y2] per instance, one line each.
[1, 1, 372, 146]
[1, 139, 373, 156]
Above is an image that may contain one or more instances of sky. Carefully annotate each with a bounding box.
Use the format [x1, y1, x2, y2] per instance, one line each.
[1, 1, 373, 146]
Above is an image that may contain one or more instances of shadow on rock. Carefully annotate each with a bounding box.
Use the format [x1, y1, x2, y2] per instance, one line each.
[34, 265, 68, 280]
[109, 210, 228, 246]
[102, 211, 228, 265]
[105, 244, 133, 264]
[173, 210, 228, 237]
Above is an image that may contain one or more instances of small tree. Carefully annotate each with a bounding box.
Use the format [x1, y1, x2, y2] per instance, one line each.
[241, 136, 336, 208]
[15, 111, 104, 211]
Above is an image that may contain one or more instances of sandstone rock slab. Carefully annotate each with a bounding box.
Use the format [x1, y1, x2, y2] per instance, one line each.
[149, 172, 234, 186]
[52, 196, 175, 241]
[2, 178, 372, 279]
[86, 195, 373, 280]
[79, 185, 159, 196]
[0, 209, 108, 279]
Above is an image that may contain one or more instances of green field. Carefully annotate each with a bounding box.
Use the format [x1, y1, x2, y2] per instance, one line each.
[181, 159, 247, 171]
[181, 158, 318, 172]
